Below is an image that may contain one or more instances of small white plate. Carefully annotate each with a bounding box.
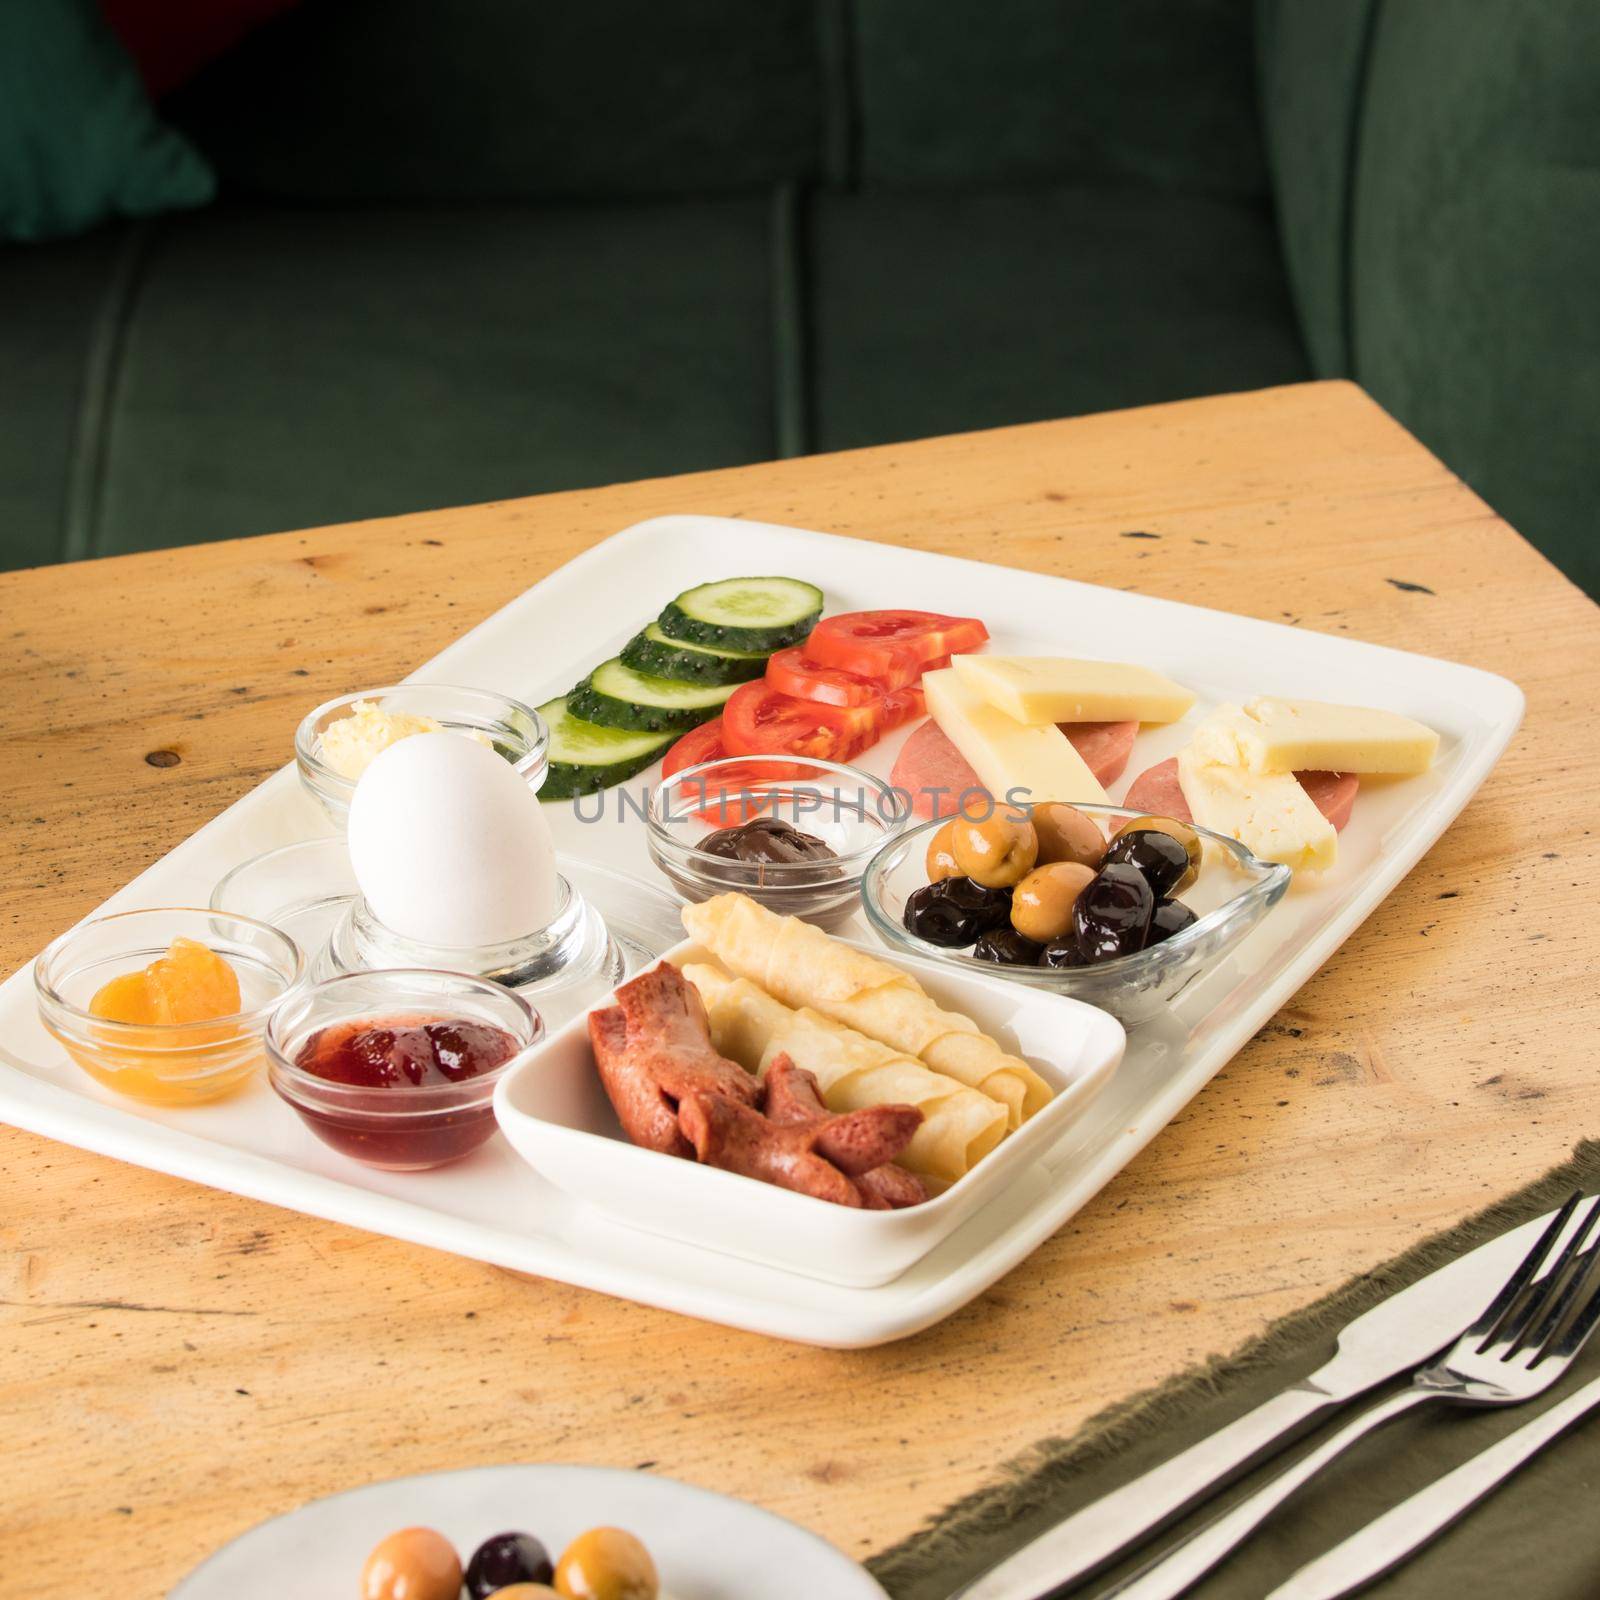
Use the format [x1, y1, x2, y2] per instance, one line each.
[496, 939, 1124, 1287]
[170, 1462, 886, 1600]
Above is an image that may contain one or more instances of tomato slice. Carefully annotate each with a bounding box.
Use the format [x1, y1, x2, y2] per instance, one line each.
[876, 685, 927, 735]
[661, 718, 727, 779]
[804, 610, 990, 688]
[764, 645, 887, 707]
[723, 681, 880, 762]
[661, 716, 807, 822]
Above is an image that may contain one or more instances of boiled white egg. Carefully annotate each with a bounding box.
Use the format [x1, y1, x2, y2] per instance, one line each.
[347, 732, 558, 946]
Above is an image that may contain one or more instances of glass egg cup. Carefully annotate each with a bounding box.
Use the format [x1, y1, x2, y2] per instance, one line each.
[265, 968, 541, 1171]
[646, 754, 911, 928]
[295, 684, 549, 829]
[861, 806, 1291, 1024]
[34, 907, 306, 1105]
[210, 838, 654, 1031]
[209, 837, 355, 954]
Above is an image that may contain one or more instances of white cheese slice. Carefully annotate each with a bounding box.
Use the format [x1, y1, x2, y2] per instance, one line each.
[1178, 743, 1337, 875]
[950, 654, 1195, 725]
[1192, 697, 1438, 776]
[923, 667, 1109, 807]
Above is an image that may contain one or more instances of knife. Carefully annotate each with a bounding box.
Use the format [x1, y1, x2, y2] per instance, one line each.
[1264, 1367, 1600, 1600]
[951, 1209, 1562, 1600]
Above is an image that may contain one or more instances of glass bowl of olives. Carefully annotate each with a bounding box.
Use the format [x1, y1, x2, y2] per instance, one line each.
[860, 801, 1291, 1024]
[646, 754, 911, 929]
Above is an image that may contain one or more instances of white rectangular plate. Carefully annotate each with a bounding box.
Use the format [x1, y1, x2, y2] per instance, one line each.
[0, 516, 1523, 1346]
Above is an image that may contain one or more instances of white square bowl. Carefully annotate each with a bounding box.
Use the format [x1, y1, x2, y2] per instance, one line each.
[493, 937, 1126, 1288]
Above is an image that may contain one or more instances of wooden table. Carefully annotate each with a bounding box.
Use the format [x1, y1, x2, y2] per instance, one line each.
[3, 381, 1597, 1597]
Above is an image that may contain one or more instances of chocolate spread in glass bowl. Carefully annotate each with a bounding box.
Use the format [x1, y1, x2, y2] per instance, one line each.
[696, 817, 839, 866]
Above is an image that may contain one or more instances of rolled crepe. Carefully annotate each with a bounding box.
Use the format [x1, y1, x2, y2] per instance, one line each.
[683, 964, 1008, 1184]
[679, 894, 1052, 1127]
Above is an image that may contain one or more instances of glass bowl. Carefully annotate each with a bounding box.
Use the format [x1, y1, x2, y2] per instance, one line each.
[265, 969, 541, 1171]
[209, 837, 355, 955]
[646, 755, 910, 929]
[34, 908, 306, 1105]
[211, 838, 645, 1029]
[861, 806, 1291, 1025]
[295, 684, 549, 829]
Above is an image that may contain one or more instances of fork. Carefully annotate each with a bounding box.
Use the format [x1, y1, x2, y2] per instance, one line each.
[1102, 1190, 1600, 1600]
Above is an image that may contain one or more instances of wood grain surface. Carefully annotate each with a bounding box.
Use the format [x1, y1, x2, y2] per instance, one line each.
[2, 382, 1597, 1598]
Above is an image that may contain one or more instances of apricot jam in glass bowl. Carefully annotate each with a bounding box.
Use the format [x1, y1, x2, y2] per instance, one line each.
[266, 970, 541, 1170]
[33, 908, 306, 1105]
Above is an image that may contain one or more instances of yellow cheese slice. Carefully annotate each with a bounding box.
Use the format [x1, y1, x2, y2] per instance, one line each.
[1177, 742, 1337, 874]
[949, 654, 1195, 725]
[923, 667, 1109, 807]
[1190, 697, 1438, 776]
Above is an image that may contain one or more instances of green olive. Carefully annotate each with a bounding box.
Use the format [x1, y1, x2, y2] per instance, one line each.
[360, 1527, 462, 1600]
[1010, 861, 1097, 943]
[554, 1526, 659, 1600]
[925, 819, 963, 882]
[950, 806, 1038, 888]
[1112, 813, 1201, 892]
[1030, 802, 1106, 869]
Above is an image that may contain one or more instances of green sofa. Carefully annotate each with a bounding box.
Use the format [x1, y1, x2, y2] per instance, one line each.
[4, 0, 1596, 595]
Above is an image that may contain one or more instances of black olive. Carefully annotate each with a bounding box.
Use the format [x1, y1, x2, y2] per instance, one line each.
[972, 926, 1043, 966]
[1072, 863, 1155, 960]
[1148, 898, 1198, 945]
[941, 877, 1014, 927]
[1039, 937, 1090, 968]
[466, 1531, 554, 1597]
[1100, 829, 1192, 898]
[903, 877, 1013, 947]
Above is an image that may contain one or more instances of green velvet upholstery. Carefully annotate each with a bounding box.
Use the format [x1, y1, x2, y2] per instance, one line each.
[165, 0, 825, 201]
[851, 0, 1267, 200]
[77, 199, 781, 557]
[0, 230, 128, 569]
[1351, 0, 1600, 597]
[1257, 0, 1600, 596]
[809, 186, 1307, 452]
[1254, 0, 1378, 375]
[1, 0, 1595, 595]
[0, 0, 213, 241]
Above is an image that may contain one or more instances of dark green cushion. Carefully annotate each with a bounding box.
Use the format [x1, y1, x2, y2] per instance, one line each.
[1254, 0, 1379, 375]
[1351, 0, 1600, 595]
[808, 186, 1309, 452]
[852, 0, 1267, 199]
[167, 0, 823, 202]
[47, 198, 779, 559]
[0, 230, 132, 569]
[0, 0, 214, 241]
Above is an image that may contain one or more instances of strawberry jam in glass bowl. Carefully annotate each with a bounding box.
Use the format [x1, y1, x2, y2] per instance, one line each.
[266, 970, 540, 1169]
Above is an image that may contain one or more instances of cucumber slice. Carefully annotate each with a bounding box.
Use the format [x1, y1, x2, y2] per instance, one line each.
[620, 623, 769, 686]
[537, 696, 673, 799]
[569, 657, 737, 733]
[657, 576, 823, 651]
